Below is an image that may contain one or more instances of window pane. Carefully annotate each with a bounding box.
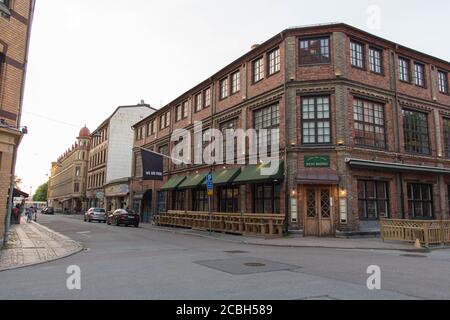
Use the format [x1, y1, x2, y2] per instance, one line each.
[350, 42, 364, 68]
[439, 71, 448, 94]
[403, 109, 429, 154]
[369, 48, 382, 73]
[353, 99, 385, 148]
[302, 96, 331, 145]
[299, 37, 330, 64]
[358, 180, 389, 220]
[399, 58, 410, 82]
[408, 183, 433, 218]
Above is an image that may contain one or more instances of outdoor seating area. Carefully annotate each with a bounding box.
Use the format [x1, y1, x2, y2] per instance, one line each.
[153, 210, 285, 237]
[380, 219, 450, 247]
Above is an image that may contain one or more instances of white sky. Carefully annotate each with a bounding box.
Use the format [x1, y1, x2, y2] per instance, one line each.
[16, 0, 450, 195]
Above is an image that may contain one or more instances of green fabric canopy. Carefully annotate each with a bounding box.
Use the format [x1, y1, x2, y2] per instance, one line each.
[160, 176, 186, 190]
[233, 161, 284, 184]
[178, 173, 206, 189]
[201, 168, 241, 186]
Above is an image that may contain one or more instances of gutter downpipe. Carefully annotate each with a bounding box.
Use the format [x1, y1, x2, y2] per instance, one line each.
[392, 49, 405, 219]
[282, 32, 289, 236]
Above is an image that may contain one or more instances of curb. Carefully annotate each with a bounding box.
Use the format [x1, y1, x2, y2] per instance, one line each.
[0, 221, 84, 273]
[142, 225, 430, 252]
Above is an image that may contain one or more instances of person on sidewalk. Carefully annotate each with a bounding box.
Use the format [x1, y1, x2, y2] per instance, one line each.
[12, 205, 20, 224]
[26, 207, 33, 223]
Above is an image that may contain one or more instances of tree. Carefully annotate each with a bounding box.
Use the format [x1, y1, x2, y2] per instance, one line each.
[13, 176, 22, 189]
[33, 182, 48, 202]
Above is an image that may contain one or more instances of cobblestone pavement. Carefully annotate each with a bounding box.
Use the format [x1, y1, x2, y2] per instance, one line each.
[0, 218, 83, 271]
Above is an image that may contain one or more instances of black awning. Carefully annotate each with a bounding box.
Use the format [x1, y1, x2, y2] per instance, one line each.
[346, 158, 450, 174]
[12, 188, 29, 198]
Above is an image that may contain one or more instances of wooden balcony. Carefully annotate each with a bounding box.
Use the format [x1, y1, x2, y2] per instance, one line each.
[153, 210, 285, 237]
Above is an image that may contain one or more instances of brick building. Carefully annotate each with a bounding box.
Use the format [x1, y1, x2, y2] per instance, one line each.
[47, 127, 90, 213]
[131, 23, 450, 237]
[0, 0, 35, 243]
[86, 103, 155, 213]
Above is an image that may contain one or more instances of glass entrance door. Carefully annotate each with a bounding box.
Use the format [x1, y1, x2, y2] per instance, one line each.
[304, 186, 334, 236]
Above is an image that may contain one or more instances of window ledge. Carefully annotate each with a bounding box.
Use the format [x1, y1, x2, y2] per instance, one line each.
[0, 3, 10, 17]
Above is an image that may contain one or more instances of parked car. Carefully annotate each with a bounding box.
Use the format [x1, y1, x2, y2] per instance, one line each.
[107, 209, 140, 227]
[84, 208, 107, 223]
[41, 207, 54, 215]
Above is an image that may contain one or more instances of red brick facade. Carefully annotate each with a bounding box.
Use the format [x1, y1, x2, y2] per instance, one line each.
[131, 23, 450, 236]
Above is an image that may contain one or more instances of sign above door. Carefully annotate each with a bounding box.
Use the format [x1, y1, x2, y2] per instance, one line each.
[304, 156, 331, 168]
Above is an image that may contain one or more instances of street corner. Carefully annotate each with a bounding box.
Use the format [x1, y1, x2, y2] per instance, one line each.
[0, 219, 83, 272]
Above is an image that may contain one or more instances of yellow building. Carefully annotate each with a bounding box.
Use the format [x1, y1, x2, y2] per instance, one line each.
[47, 127, 90, 213]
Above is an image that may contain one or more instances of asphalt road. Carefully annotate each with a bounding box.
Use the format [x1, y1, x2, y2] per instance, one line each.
[1, 214, 449, 300]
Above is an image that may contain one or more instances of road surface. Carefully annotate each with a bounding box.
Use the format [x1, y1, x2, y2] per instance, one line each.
[1, 214, 449, 300]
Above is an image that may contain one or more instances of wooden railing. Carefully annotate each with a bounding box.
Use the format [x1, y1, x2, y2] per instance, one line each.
[153, 210, 285, 237]
[380, 219, 450, 247]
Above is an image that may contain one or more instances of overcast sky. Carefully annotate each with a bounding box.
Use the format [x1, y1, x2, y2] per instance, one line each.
[16, 0, 450, 195]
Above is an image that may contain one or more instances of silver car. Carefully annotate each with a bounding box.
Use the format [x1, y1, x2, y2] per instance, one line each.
[84, 207, 107, 223]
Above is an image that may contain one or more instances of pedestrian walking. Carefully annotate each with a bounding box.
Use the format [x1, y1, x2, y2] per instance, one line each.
[32, 205, 37, 222]
[26, 207, 33, 223]
[12, 204, 20, 224]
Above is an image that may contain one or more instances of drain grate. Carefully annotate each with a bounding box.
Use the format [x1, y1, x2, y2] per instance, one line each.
[195, 257, 300, 275]
[224, 250, 248, 254]
[400, 254, 427, 258]
[244, 262, 266, 267]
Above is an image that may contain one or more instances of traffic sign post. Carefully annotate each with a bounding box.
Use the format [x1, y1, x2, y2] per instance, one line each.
[206, 174, 213, 235]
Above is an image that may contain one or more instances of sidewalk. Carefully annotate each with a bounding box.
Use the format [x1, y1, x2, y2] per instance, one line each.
[0, 218, 83, 272]
[141, 224, 427, 252]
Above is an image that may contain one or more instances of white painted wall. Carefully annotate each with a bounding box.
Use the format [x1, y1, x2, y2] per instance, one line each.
[106, 106, 154, 183]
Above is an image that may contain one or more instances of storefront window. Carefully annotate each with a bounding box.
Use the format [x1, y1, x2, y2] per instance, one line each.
[407, 183, 433, 219]
[172, 190, 186, 211]
[357, 180, 389, 220]
[218, 186, 239, 213]
[157, 191, 167, 214]
[193, 188, 208, 212]
[253, 183, 280, 214]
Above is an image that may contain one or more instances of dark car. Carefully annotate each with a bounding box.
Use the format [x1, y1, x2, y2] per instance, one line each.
[41, 207, 54, 215]
[107, 209, 140, 227]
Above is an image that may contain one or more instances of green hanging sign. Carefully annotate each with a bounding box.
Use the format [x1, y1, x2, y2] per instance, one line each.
[304, 156, 330, 168]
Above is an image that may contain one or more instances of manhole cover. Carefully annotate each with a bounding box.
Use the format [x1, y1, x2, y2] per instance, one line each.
[195, 257, 300, 275]
[224, 250, 248, 254]
[244, 262, 266, 267]
[400, 254, 427, 258]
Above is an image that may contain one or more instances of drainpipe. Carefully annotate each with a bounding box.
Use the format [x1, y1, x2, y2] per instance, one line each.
[283, 34, 289, 236]
[399, 172, 405, 219]
[391, 50, 405, 219]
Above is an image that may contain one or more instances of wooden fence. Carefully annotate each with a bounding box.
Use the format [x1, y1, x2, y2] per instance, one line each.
[380, 219, 450, 247]
[153, 210, 285, 237]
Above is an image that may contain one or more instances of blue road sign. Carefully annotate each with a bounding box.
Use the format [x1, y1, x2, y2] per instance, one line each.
[206, 174, 213, 191]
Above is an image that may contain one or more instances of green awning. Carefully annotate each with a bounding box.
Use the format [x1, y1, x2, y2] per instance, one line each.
[202, 168, 241, 186]
[160, 176, 186, 190]
[233, 161, 284, 184]
[178, 173, 206, 189]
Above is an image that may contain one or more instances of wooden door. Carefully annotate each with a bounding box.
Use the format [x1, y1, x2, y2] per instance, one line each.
[304, 186, 334, 237]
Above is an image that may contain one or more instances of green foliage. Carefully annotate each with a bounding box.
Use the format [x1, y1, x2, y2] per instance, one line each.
[33, 182, 48, 202]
